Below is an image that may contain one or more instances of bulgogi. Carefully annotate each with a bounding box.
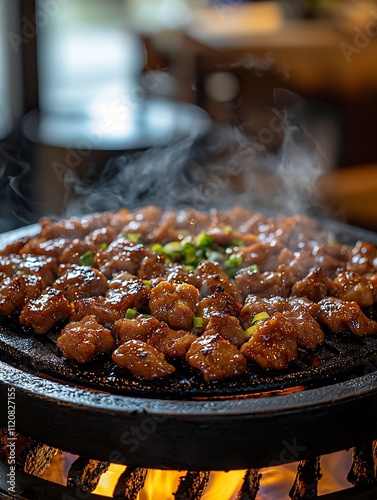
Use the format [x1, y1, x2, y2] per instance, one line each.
[1, 206, 377, 382]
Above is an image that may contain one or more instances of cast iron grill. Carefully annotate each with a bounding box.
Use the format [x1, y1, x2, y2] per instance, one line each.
[1, 220, 377, 497]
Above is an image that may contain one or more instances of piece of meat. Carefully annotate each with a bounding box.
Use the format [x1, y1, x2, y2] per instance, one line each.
[148, 325, 196, 359]
[59, 239, 95, 265]
[94, 239, 150, 278]
[347, 241, 377, 275]
[0, 254, 58, 285]
[316, 297, 377, 336]
[283, 306, 324, 350]
[291, 267, 337, 302]
[57, 315, 115, 363]
[197, 288, 242, 325]
[186, 332, 247, 382]
[240, 313, 298, 370]
[138, 255, 166, 280]
[205, 315, 246, 347]
[239, 295, 278, 329]
[149, 281, 199, 330]
[53, 265, 108, 302]
[121, 206, 163, 239]
[38, 216, 88, 240]
[112, 340, 175, 379]
[19, 238, 70, 258]
[113, 315, 161, 344]
[165, 265, 201, 289]
[0, 275, 45, 315]
[72, 296, 124, 326]
[84, 226, 118, 246]
[196, 260, 242, 302]
[20, 287, 71, 334]
[105, 279, 150, 312]
[239, 240, 285, 272]
[0, 237, 31, 256]
[333, 269, 374, 308]
[175, 208, 210, 234]
[236, 265, 294, 300]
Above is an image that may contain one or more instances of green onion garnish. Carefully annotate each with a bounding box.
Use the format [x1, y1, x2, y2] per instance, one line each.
[249, 264, 259, 272]
[142, 280, 152, 288]
[245, 324, 257, 339]
[79, 250, 94, 266]
[193, 317, 204, 328]
[126, 308, 138, 319]
[151, 243, 164, 253]
[122, 233, 141, 243]
[163, 241, 182, 254]
[196, 232, 213, 248]
[143, 314, 153, 318]
[225, 254, 243, 268]
[252, 312, 270, 325]
[100, 242, 108, 249]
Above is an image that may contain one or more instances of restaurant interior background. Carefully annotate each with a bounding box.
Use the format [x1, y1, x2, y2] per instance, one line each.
[1, 0, 377, 233]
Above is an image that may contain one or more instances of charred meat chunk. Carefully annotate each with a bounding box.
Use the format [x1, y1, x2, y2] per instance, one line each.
[186, 332, 247, 382]
[0, 275, 45, 315]
[205, 315, 246, 347]
[113, 315, 161, 344]
[57, 315, 115, 363]
[138, 255, 166, 280]
[53, 265, 108, 302]
[316, 297, 377, 336]
[20, 287, 71, 334]
[240, 313, 298, 370]
[59, 239, 95, 265]
[236, 265, 294, 300]
[0, 254, 57, 285]
[94, 239, 150, 278]
[197, 288, 242, 326]
[348, 241, 377, 275]
[149, 325, 197, 359]
[239, 295, 279, 329]
[196, 261, 242, 302]
[291, 267, 337, 303]
[149, 281, 199, 330]
[283, 305, 324, 350]
[105, 279, 150, 312]
[165, 265, 201, 289]
[20, 237, 70, 258]
[112, 339, 175, 379]
[333, 269, 374, 308]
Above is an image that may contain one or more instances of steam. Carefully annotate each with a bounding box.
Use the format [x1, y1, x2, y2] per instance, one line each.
[0, 137, 46, 232]
[64, 90, 332, 219]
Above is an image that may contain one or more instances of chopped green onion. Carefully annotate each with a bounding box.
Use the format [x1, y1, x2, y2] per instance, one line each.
[193, 317, 204, 328]
[79, 250, 94, 266]
[100, 242, 108, 249]
[142, 280, 152, 288]
[126, 308, 138, 319]
[249, 264, 259, 272]
[252, 312, 271, 325]
[143, 314, 153, 318]
[151, 243, 164, 253]
[207, 250, 225, 265]
[225, 254, 243, 268]
[245, 324, 258, 339]
[232, 240, 244, 247]
[122, 232, 141, 243]
[222, 225, 232, 234]
[163, 241, 182, 254]
[196, 232, 213, 248]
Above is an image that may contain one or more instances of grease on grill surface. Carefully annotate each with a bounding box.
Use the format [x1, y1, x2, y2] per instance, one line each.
[1, 205, 377, 396]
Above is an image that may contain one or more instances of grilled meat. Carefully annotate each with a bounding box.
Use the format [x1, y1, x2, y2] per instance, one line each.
[1, 205, 377, 383]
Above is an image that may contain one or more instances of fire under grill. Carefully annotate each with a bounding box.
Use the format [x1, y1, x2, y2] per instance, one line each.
[1, 429, 377, 499]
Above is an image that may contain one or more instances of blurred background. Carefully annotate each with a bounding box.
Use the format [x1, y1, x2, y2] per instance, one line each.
[1, 0, 377, 232]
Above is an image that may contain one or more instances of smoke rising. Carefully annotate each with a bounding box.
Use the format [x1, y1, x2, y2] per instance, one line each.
[0, 136, 46, 232]
[63, 92, 332, 219]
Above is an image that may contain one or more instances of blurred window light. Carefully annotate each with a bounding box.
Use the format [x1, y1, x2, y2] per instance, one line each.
[36, 0, 145, 117]
[0, 0, 22, 139]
